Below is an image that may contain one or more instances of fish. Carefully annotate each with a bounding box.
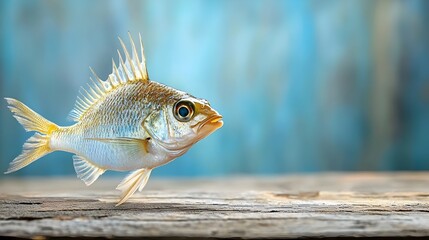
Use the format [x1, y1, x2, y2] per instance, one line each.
[4, 33, 223, 205]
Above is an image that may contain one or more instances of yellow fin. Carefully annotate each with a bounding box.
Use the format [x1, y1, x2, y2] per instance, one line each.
[5, 98, 58, 134]
[5, 133, 51, 174]
[116, 168, 152, 206]
[68, 33, 149, 122]
[5, 98, 58, 174]
[87, 137, 150, 153]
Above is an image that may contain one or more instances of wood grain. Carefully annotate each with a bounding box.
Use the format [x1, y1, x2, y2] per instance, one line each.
[1, 172, 429, 239]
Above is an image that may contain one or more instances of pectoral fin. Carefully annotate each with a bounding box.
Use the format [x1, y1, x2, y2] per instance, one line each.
[87, 137, 150, 153]
[116, 168, 152, 206]
[73, 155, 105, 186]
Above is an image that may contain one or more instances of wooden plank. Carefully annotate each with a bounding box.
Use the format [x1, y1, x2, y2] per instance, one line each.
[1, 172, 429, 239]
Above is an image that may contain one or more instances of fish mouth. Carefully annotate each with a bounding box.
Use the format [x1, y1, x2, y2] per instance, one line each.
[207, 115, 224, 129]
[195, 114, 223, 135]
[154, 114, 223, 156]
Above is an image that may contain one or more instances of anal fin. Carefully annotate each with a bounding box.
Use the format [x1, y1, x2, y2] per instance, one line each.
[73, 155, 106, 186]
[116, 168, 152, 206]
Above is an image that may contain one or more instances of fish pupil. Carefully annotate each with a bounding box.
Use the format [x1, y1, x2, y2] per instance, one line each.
[179, 106, 189, 117]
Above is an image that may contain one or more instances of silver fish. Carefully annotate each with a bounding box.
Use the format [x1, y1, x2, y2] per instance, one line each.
[5, 33, 223, 205]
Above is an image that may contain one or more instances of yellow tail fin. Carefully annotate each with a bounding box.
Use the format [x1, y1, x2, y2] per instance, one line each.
[5, 98, 59, 174]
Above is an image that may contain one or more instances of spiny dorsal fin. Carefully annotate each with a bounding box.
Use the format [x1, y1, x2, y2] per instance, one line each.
[68, 33, 149, 122]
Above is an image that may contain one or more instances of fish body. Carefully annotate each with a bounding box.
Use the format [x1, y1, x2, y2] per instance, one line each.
[5, 34, 223, 205]
[52, 81, 191, 171]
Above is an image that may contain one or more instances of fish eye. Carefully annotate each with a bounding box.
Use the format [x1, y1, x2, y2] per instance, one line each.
[173, 100, 195, 122]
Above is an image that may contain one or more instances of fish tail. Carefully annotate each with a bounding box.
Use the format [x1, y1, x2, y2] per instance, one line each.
[4, 98, 59, 174]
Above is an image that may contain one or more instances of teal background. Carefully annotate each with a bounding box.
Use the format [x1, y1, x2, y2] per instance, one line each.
[1, 0, 429, 178]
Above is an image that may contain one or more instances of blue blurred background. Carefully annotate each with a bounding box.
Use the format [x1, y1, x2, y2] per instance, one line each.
[1, 0, 429, 178]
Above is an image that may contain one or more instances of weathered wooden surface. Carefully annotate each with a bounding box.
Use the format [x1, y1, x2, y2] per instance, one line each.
[1, 172, 429, 239]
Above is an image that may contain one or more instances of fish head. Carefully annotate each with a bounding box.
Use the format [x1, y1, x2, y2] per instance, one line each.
[143, 94, 223, 158]
[170, 97, 223, 142]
